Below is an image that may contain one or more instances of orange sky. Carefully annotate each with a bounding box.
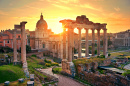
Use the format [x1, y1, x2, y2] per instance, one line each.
[0, 0, 130, 34]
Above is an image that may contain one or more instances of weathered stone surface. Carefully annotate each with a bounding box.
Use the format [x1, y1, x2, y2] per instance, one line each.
[27, 81, 34, 86]
[18, 78, 24, 83]
[4, 81, 10, 85]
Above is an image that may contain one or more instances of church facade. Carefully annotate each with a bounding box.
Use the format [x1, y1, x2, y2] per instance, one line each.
[30, 14, 63, 58]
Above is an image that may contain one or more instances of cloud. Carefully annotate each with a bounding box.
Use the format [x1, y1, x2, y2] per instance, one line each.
[0, 10, 8, 15]
[80, 4, 102, 11]
[114, 7, 120, 11]
[52, 4, 71, 10]
[46, 0, 79, 3]
[58, 0, 79, 3]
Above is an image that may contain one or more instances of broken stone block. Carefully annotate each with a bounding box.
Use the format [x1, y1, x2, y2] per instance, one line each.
[27, 81, 34, 86]
[4, 81, 10, 85]
[18, 78, 24, 83]
[30, 74, 34, 81]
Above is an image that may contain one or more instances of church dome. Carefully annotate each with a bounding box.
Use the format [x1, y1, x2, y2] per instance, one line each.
[36, 13, 48, 30]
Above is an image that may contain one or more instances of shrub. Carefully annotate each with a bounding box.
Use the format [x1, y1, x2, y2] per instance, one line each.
[108, 53, 111, 56]
[122, 70, 130, 76]
[31, 54, 37, 57]
[52, 67, 62, 73]
[97, 55, 105, 58]
[44, 58, 52, 63]
[45, 63, 51, 67]
[51, 62, 59, 66]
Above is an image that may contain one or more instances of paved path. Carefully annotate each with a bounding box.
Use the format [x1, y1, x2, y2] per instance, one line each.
[124, 64, 130, 70]
[40, 68, 85, 86]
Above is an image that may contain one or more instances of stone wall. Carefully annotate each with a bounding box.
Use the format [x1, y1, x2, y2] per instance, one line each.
[80, 71, 130, 86]
[76, 60, 129, 86]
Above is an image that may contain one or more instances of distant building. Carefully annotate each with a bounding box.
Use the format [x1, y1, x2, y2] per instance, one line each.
[113, 29, 130, 47]
[0, 29, 28, 50]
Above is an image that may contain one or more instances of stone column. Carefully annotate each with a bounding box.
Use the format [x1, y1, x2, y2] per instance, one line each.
[97, 29, 101, 56]
[72, 29, 74, 60]
[92, 29, 95, 56]
[63, 28, 66, 60]
[13, 28, 17, 65]
[78, 28, 82, 58]
[103, 29, 107, 58]
[68, 28, 72, 62]
[85, 28, 89, 57]
[20, 22, 28, 69]
[62, 28, 67, 72]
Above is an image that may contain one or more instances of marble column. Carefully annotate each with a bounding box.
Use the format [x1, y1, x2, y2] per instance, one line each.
[20, 22, 28, 68]
[13, 28, 17, 64]
[97, 29, 101, 56]
[92, 29, 95, 56]
[63, 28, 66, 60]
[78, 28, 81, 58]
[103, 29, 107, 57]
[85, 28, 89, 57]
[72, 29, 74, 60]
[68, 28, 72, 62]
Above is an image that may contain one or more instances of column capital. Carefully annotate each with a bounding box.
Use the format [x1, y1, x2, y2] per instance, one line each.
[77, 27, 82, 30]
[20, 21, 27, 25]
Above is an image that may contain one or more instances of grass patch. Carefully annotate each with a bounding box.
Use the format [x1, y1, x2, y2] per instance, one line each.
[0, 64, 25, 83]
[52, 67, 62, 74]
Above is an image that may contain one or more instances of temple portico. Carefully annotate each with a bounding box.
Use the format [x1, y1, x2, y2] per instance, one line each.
[60, 15, 108, 75]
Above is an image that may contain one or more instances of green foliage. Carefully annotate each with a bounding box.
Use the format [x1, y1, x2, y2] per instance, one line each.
[52, 67, 62, 73]
[122, 70, 130, 76]
[0, 65, 25, 83]
[108, 53, 111, 56]
[95, 50, 97, 54]
[97, 55, 105, 58]
[31, 54, 37, 57]
[44, 58, 52, 64]
[89, 46, 92, 50]
[51, 62, 59, 66]
[45, 63, 51, 67]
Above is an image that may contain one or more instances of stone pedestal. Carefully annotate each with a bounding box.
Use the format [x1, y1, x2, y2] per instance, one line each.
[30, 74, 34, 81]
[62, 59, 67, 72]
[4, 81, 10, 85]
[27, 81, 34, 86]
[62, 60, 75, 75]
[18, 78, 24, 83]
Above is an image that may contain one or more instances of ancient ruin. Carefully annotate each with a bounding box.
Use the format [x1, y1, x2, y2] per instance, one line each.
[13, 21, 29, 77]
[60, 15, 108, 75]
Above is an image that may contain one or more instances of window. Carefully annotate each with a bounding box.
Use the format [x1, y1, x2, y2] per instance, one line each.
[18, 35, 20, 38]
[7, 40, 9, 43]
[43, 44, 45, 48]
